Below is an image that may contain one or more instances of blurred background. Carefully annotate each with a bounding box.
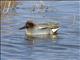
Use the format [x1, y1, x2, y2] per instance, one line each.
[1, 1, 80, 60]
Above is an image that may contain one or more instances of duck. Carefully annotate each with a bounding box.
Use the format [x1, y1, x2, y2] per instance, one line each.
[19, 20, 59, 36]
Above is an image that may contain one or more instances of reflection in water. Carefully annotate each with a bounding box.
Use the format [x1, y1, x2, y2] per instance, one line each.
[24, 34, 58, 57]
[1, 1, 79, 60]
[26, 33, 58, 47]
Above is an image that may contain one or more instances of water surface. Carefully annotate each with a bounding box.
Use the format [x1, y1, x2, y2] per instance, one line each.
[1, 1, 80, 60]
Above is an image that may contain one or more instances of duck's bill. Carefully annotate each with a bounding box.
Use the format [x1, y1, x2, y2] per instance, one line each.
[19, 26, 26, 30]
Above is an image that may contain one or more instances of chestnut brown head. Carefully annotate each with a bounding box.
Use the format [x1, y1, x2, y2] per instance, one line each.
[19, 20, 35, 30]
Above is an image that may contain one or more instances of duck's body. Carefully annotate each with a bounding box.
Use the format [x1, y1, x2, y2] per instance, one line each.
[19, 21, 59, 36]
[26, 28, 59, 36]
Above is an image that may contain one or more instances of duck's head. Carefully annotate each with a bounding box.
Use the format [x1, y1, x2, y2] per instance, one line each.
[19, 20, 36, 30]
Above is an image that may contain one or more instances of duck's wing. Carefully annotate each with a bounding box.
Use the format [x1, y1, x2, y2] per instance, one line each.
[36, 24, 49, 29]
[47, 22, 59, 29]
[36, 22, 59, 29]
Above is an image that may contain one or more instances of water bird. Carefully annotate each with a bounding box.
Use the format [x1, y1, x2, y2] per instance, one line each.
[19, 20, 59, 36]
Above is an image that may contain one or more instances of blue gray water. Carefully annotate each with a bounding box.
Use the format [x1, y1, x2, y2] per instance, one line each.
[1, 1, 80, 60]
